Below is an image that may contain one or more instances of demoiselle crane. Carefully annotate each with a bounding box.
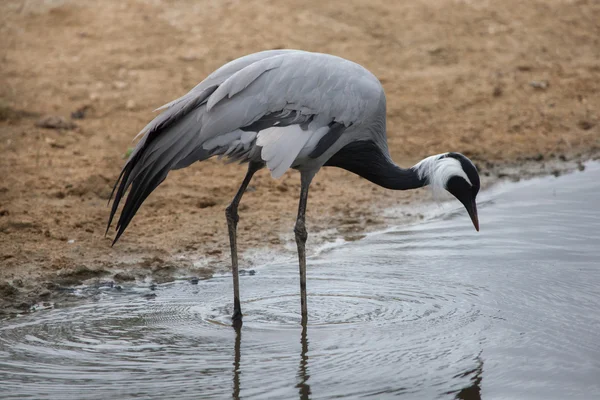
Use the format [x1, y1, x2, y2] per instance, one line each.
[107, 50, 480, 324]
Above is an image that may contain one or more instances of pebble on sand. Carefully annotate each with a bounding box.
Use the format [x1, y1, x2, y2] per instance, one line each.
[35, 115, 76, 130]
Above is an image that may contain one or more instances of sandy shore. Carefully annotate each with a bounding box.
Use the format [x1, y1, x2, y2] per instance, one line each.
[1, 0, 599, 316]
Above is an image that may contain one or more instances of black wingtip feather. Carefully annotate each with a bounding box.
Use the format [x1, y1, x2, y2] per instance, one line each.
[106, 85, 215, 245]
[106, 161, 134, 239]
[107, 134, 192, 245]
[110, 142, 180, 245]
[112, 173, 169, 246]
[105, 168, 127, 236]
[106, 150, 146, 243]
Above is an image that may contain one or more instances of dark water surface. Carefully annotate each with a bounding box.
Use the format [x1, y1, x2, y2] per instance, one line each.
[1, 163, 600, 399]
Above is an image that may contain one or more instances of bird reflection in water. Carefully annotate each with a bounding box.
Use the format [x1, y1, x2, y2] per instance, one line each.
[296, 324, 311, 399]
[232, 322, 481, 399]
[448, 353, 484, 400]
[232, 322, 312, 400]
[232, 322, 242, 400]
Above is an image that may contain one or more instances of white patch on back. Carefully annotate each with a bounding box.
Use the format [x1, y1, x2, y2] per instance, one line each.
[413, 153, 471, 199]
[256, 125, 312, 178]
[199, 119, 331, 178]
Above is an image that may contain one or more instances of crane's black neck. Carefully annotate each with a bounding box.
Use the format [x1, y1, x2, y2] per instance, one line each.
[324, 141, 427, 190]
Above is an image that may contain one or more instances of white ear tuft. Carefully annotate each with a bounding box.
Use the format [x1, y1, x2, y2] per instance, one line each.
[413, 154, 471, 199]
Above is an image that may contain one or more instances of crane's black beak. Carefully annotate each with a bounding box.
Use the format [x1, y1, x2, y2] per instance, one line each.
[445, 176, 480, 232]
[464, 199, 479, 232]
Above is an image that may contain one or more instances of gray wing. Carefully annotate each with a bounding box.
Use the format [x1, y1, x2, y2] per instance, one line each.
[202, 51, 382, 135]
[108, 50, 383, 243]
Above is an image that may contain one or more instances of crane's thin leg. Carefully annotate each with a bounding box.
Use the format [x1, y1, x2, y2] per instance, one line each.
[226, 161, 262, 323]
[295, 172, 314, 324]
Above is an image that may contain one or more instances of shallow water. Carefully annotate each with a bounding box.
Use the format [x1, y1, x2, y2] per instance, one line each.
[1, 163, 600, 400]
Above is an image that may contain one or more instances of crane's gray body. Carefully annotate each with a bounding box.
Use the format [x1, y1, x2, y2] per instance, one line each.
[130, 50, 388, 180]
[108, 50, 400, 242]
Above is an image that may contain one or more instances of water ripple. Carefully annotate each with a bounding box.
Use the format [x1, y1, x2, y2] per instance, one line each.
[0, 260, 486, 400]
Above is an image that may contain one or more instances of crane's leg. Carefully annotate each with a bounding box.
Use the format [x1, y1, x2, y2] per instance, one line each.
[295, 172, 315, 324]
[226, 161, 262, 323]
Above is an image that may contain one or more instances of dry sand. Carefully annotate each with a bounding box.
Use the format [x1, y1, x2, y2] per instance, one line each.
[1, 0, 599, 315]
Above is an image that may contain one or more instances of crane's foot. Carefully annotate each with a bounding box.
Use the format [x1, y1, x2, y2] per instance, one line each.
[232, 319, 243, 331]
[232, 309, 243, 321]
[232, 311, 243, 329]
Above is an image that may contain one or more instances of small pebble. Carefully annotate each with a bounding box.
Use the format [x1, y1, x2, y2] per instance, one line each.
[71, 105, 90, 119]
[529, 80, 549, 90]
[179, 54, 199, 62]
[126, 99, 136, 110]
[36, 115, 76, 130]
[577, 120, 594, 131]
[113, 80, 128, 90]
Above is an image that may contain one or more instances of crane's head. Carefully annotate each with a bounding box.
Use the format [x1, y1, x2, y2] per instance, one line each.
[414, 152, 480, 231]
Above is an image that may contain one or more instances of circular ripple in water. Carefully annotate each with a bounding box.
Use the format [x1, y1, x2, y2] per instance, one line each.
[0, 254, 487, 399]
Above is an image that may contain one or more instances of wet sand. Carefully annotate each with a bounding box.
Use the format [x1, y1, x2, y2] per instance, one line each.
[1, 0, 599, 315]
